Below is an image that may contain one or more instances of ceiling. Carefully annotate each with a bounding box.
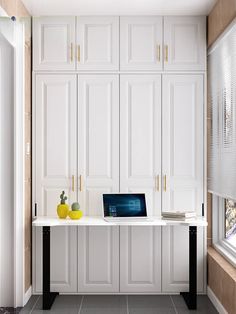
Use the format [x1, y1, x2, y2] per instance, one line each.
[21, 0, 217, 16]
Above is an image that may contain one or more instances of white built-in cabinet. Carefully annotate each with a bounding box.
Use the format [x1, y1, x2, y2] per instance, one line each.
[33, 16, 206, 72]
[119, 75, 162, 292]
[78, 75, 119, 216]
[33, 17, 76, 71]
[76, 17, 119, 70]
[33, 16, 119, 71]
[120, 226, 162, 292]
[120, 75, 162, 214]
[162, 226, 204, 292]
[162, 75, 204, 213]
[34, 75, 78, 292]
[163, 17, 206, 71]
[78, 226, 119, 292]
[33, 16, 206, 294]
[120, 17, 163, 71]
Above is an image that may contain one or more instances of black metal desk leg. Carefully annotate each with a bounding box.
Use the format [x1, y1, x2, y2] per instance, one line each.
[180, 226, 197, 310]
[43, 226, 59, 310]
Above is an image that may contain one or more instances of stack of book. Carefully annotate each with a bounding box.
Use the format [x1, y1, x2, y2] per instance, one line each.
[162, 211, 196, 221]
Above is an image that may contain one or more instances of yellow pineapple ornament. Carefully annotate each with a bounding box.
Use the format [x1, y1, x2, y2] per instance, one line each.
[57, 191, 69, 219]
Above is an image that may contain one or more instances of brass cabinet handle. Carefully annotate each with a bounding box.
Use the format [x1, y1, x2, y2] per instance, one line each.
[70, 43, 73, 62]
[157, 45, 161, 62]
[77, 45, 80, 62]
[156, 175, 160, 191]
[80, 175, 83, 192]
[72, 175, 75, 192]
[165, 45, 168, 62]
[164, 175, 167, 192]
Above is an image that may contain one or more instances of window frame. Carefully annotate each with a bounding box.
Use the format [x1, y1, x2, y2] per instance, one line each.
[212, 195, 236, 267]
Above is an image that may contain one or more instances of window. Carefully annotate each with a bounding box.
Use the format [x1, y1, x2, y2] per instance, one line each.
[212, 196, 236, 266]
[209, 21, 236, 266]
[225, 198, 236, 247]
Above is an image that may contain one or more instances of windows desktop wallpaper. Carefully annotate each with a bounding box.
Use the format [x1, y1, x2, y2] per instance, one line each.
[103, 194, 147, 217]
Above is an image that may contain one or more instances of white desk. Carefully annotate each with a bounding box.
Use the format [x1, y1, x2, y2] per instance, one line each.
[32, 216, 207, 310]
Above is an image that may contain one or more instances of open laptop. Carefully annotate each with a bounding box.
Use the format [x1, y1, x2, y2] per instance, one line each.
[103, 193, 153, 222]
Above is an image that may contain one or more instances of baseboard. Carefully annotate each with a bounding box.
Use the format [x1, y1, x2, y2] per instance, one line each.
[24, 286, 32, 306]
[207, 286, 228, 314]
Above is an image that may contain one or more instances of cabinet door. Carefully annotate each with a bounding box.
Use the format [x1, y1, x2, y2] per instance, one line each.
[78, 226, 119, 292]
[33, 17, 76, 71]
[162, 75, 204, 214]
[76, 17, 119, 71]
[164, 17, 206, 71]
[120, 75, 162, 215]
[120, 226, 161, 292]
[120, 17, 163, 71]
[162, 226, 205, 293]
[78, 75, 119, 215]
[34, 74, 77, 293]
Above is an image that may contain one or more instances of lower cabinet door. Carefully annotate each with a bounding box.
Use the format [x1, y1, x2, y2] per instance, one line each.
[33, 226, 77, 293]
[78, 226, 119, 292]
[120, 226, 161, 292]
[162, 226, 205, 293]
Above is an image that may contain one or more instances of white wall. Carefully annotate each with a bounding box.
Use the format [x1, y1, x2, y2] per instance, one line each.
[0, 33, 14, 307]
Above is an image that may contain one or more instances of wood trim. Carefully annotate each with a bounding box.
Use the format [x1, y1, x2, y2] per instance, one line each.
[208, 248, 236, 313]
[208, 0, 236, 47]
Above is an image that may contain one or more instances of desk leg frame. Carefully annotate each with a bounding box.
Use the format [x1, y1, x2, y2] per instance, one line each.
[43, 226, 59, 310]
[180, 226, 197, 310]
[41, 225, 197, 310]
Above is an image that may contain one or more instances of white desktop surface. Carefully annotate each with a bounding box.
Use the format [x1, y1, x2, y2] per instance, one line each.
[32, 216, 208, 227]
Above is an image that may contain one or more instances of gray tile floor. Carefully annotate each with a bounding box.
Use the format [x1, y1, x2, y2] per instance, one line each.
[14, 295, 218, 314]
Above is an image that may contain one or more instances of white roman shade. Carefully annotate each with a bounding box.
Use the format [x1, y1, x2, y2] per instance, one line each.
[208, 20, 236, 200]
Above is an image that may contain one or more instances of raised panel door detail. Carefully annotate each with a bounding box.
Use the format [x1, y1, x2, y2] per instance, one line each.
[120, 226, 161, 292]
[34, 226, 77, 293]
[120, 75, 161, 216]
[164, 17, 206, 71]
[120, 17, 163, 71]
[78, 75, 119, 216]
[162, 75, 204, 215]
[78, 226, 119, 292]
[162, 226, 204, 292]
[35, 75, 77, 214]
[77, 17, 119, 70]
[33, 17, 76, 71]
[34, 74, 77, 292]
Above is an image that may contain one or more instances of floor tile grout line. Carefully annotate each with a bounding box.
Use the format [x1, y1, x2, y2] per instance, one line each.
[170, 295, 178, 314]
[78, 295, 84, 314]
[29, 295, 40, 314]
[126, 295, 129, 314]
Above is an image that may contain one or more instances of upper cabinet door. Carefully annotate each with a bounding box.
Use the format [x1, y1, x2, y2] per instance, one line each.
[120, 75, 162, 215]
[120, 17, 163, 71]
[162, 75, 204, 214]
[33, 17, 76, 71]
[76, 17, 119, 71]
[164, 17, 206, 71]
[78, 75, 119, 215]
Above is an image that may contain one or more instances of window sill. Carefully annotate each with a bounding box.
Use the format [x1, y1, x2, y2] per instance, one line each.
[210, 244, 236, 269]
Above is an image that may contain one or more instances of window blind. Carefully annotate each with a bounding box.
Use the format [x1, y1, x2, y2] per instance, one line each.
[208, 21, 236, 200]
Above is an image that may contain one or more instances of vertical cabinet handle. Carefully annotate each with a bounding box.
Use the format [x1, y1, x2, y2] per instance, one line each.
[70, 43, 73, 62]
[80, 175, 83, 192]
[156, 175, 160, 191]
[72, 175, 75, 192]
[157, 45, 161, 62]
[165, 45, 168, 62]
[163, 175, 167, 192]
[77, 45, 80, 62]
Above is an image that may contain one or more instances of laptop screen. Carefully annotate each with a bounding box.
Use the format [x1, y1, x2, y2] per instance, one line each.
[103, 194, 147, 217]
